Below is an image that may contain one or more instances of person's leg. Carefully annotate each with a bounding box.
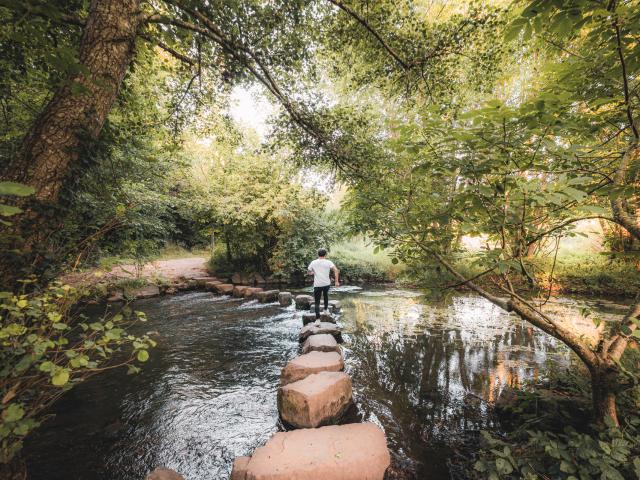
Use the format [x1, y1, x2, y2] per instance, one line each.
[322, 285, 329, 312]
[314, 287, 322, 319]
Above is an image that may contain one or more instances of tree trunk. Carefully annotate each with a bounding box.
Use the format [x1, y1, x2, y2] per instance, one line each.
[590, 367, 619, 426]
[0, 0, 142, 283]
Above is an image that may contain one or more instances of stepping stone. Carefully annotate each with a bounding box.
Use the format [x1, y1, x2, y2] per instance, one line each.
[299, 322, 342, 342]
[240, 423, 390, 479]
[243, 287, 263, 299]
[193, 276, 219, 287]
[233, 285, 249, 297]
[308, 303, 337, 314]
[230, 456, 250, 480]
[280, 351, 344, 385]
[329, 300, 342, 312]
[145, 468, 184, 480]
[278, 371, 352, 428]
[302, 312, 334, 325]
[294, 294, 314, 309]
[278, 291, 292, 306]
[214, 283, 234, 294]
[301, 334, 340, 354]
[204, 280, 222, 291]
[131, 285, 160, 299]
[256, 289, 279, 303]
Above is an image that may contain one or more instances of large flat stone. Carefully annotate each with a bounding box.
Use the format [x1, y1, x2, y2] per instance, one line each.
[214, 283, 234, 294]
[309, 303, 337, 314]
[243, 287, 264, 299]
[145, 468, 184, 480]
[256, 289, 279, 303]
[230, 456, 250, 480]
[278, 371, 353, 429]
[131, 285, 160, 299]
[233, 285, 249, 297]
[204, 280, 222, 291]
[193, 276, 219, 287]
[280, 351, 344, 386]
[299, 322, 342, 342]
[243, 423, 390, 479]
[301, 334, 340, 354]
[294, 294, 314, 309]
[302, 311, 335, 325]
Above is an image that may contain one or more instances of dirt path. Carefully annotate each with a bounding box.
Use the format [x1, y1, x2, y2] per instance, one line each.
[62, 257, 210, 288]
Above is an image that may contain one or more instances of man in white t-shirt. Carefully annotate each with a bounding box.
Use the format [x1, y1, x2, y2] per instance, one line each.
[307, 248, 340, 322]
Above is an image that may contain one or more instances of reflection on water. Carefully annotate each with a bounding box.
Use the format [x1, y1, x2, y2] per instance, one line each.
[23, 289, 625, 480]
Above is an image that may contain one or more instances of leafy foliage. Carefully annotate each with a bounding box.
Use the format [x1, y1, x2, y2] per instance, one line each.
[0, 281, 153, 463]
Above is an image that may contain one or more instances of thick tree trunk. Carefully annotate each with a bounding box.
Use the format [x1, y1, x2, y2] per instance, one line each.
[0, 0, 142, 282]
[590, 367, 619, 426]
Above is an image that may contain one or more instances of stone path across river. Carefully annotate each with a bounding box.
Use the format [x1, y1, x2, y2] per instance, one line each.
[145, 284, 391, 480]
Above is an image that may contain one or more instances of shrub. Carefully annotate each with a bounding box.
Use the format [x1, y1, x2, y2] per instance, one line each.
[0, 280, 154, 465]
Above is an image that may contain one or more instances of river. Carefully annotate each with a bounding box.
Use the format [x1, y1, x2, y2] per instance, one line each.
[23, 287, 628, 479]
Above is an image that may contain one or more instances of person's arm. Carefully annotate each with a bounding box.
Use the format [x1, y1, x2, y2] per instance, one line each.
[307, 263, 314, 276]
[332, 266, 340, 286]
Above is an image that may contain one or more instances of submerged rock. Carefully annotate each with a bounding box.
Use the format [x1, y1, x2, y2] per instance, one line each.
[301, 334, 340, 354]
[280, 351, 344, 386]
[294, 294, 314, 309]
[241, 422, 390, 479]
[278, 291, 293, 306]
[278, 371, 353, 429]
[145, 468, 184, 480]
[299, 322, 342, 342]
[329, 299, 342, 312]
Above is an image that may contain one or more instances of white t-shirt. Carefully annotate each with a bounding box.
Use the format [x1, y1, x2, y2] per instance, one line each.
[308, 258, 336, 287]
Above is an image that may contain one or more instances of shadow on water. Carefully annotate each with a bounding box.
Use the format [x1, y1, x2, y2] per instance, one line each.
[23, 288, 625, 479]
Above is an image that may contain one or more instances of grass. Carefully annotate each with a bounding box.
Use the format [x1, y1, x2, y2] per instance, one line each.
[96, 244, 210, 270]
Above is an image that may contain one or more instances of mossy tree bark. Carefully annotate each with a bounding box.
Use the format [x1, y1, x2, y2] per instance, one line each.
[1, 0, 142, 282]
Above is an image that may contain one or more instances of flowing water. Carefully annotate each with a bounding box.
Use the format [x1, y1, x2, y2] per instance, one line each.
[23, 287, 628, 480]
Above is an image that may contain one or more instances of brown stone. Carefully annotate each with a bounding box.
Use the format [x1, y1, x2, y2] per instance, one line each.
[294, 294, 314, 309]
[278, 291, 292, 306]
[299, 322, 342, 342]
[233, 285, 249, 297]
[242, 287, 263, 299]
[244, 423, 390, 479]
[278, 371, 352, 428]
[256, 289, 279, 303]
[280, 351, 344, 386]
[131, 284, 160, 299]
[106, 291, 124, 302]
[329, 300, 342, 312]
[193, 276, 219, 287]
[301, 334, 340, 354]
[231, 456, 251, 480]
[204, 280, 222, 291]
[302, 311, 334, 325]
[145, 468, 184, 480]
[214, 283, 234, 294]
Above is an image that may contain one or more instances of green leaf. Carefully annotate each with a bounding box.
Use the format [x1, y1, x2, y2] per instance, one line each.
[1, 404, 25, 423]
[0, 182, 36, 196]
[38, 361, 54, 372]
[51, 369, 70, 386]
[0, 204, 23, 217]
[137, 350, 149, 362]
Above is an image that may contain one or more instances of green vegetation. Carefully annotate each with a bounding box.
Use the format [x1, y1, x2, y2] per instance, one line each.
[331, 239, 403, 284]
[0, 282, 153, 465]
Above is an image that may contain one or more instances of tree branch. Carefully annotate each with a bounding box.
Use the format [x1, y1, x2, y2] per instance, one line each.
[138, 34, 196, 66]
[326, 0, 409, 70]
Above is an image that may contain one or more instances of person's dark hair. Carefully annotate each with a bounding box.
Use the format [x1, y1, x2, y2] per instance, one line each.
[318, 248, 327, 257]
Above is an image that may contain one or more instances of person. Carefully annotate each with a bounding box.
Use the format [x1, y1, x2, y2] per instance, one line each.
[307, 248, 339, 322]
